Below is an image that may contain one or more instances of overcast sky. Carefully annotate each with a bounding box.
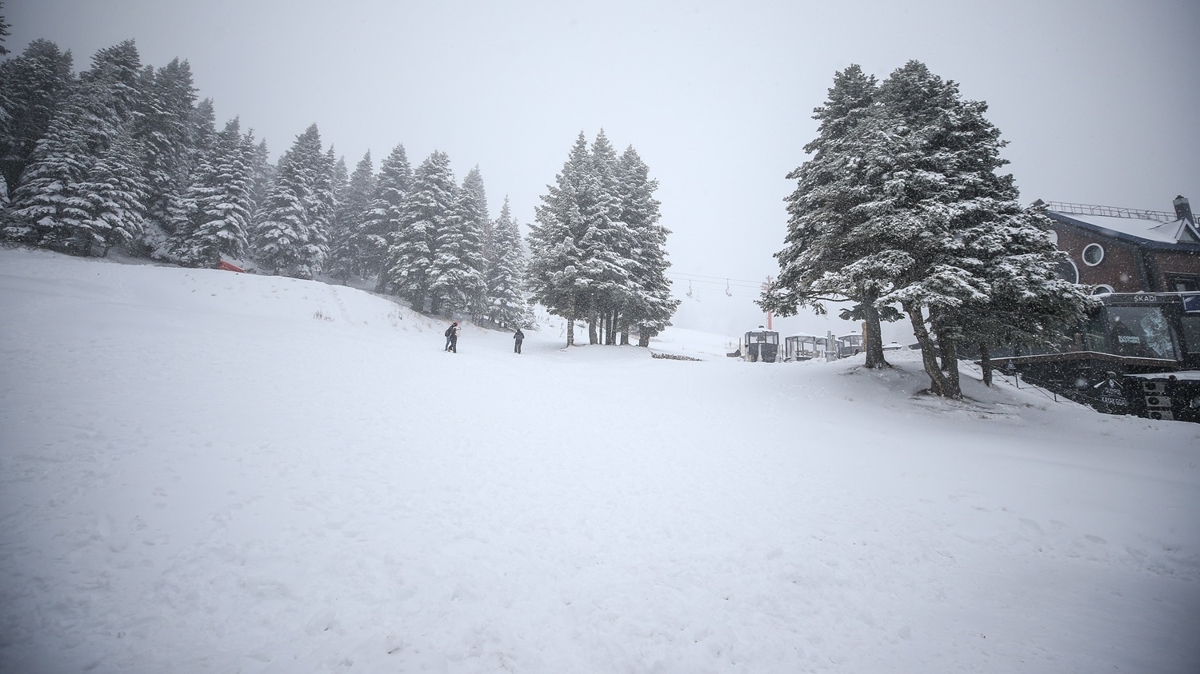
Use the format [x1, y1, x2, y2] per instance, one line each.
[7, 0, 1199, 337]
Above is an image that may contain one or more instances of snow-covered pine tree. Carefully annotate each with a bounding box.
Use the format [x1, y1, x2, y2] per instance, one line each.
[528, 132, 594, 346]
[484, 196, 533, 329]
[168, 117, 254, 267]
[362, 144, 411, 287]
[133, 58, 198, 241]
[584, 129, 635, 345]
[246, 137, 272, 222]
[616, 145, 678, 346]
[0, 39, 75, 197]
[75, 129, 147, 256]
[761, 64, 897, 368]
[326, 150, 375, 283]
[381, 150, 455, 310]
[868, 61, 1025, 397]
[6, 40, 142, 253]
[953, 203, 1092, 385]
[251, 124, 330, 278]
[0, 3, 10, 56]
[461, 166, 491, 318]
[429, 167, 488, 317]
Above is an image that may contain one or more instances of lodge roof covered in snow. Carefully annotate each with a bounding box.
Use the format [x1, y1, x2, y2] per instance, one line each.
[1037, 199, 1200, 251]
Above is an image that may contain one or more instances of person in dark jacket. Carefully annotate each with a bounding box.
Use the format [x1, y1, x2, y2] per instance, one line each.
[444, 322, 459, 352]
[513, 328, 525, 354]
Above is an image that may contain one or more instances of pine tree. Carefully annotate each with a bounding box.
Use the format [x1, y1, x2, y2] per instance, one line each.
[381, 150, 455, 310]
[429, 167, 488, 317]
[0, 3, 10, 56]
[528, 133, 593, 345]
[617, 145, 678, 346]
[168, 118, 254, 267]
[0, 39, 75, 196]
[76, 130, 147, 255]
[362, 144, 411, 286]
[133, 58, 198, 238]
[251, 124, 331, 278]
[326, 150, 375, 282]
[246, 137, 272, 221]
[484, 196, 533, 329]
[584, 129, 635, 345]
[952, 204, 1092, 385]
[761, 64, 896, 368]
[6, 40, 142, 253]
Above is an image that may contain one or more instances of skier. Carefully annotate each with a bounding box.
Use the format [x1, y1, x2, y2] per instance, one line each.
[444, 321, 459, 353]
[513, 327, 525, 354]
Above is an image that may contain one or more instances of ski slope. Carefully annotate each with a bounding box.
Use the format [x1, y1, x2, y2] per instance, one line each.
[1, 246, 1198, 674]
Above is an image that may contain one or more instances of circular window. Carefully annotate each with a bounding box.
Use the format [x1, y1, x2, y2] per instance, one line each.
[1047, 229, 1059, 245]
[1091, 284, 1114, 295]
[1054, 259, 1079, 284]
[1082, 243, 1105, 266]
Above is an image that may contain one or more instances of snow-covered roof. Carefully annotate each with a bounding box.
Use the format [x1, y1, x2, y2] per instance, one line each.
[1044, 207, 1200, 249]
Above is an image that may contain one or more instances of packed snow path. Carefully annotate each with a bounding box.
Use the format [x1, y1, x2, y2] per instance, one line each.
[1, 247, 1198, 673]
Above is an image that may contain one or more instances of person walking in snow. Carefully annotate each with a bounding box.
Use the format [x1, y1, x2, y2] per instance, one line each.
[444, 321, 459, 353]
[513, 328, 525, 354]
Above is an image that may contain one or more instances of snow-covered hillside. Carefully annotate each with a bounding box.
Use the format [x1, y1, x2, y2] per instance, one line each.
[1, 246, 1198, 674]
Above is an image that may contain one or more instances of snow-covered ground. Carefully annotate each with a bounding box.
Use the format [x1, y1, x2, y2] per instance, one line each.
[1, 246, 1198, 674]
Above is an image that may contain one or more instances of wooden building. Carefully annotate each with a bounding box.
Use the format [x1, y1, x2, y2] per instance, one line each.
[1037, 196, 1200, 293]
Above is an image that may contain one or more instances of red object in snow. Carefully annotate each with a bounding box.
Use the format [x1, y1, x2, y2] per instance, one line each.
[217, 260, 245, 273]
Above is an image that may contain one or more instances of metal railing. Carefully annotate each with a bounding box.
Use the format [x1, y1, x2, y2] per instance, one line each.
[1042, 201, 1175, 222]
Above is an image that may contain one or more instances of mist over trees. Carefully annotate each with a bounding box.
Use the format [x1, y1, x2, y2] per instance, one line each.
[762, 61, 1090, 397]
[0, 33, 549, 331]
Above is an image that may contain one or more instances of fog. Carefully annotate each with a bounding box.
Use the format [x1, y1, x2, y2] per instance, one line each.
[8, 0, 1199, 338]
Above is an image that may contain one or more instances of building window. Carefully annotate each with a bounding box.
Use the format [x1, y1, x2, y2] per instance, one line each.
[1082, 243, 1105, 266]
[1054, 259, 1079, 284]
[1091, 284, 1114, 295]
[1166, 274, 1200, 292]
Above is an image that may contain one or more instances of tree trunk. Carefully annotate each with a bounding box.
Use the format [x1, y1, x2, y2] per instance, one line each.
[566, 296, 576, 346]
[638, 326, 651, 347]
[588, 309, 598, 345]
[906, 302, 951, 397]
[937, 332, 962, 397]
[862, 300, 888, 369]
[980, 342, 993, 387]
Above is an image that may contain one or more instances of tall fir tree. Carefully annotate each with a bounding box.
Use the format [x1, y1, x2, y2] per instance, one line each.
[761, 64, 896, 367]
[251, 124, 331, 279]
[6, 40, 142, 253]
[362, 144, 411, 287]
[0, 2, 10, 56]
[133, 58, 198, 239]
[326, 150, 375, 282]
[381, 150, 455, 310]
[0, 39, 75, 196]
[75, 129, 147, 255]
[246, 137, 272, 222]
[584, 129, 635, 345]
[429, 167, 488, 317]
[617, 145, 678, 346]
[528, 132, 593, 345]
[168, 117, 255, 267]
[485, 196, 533, 329]
[766, 61, 1089, 397]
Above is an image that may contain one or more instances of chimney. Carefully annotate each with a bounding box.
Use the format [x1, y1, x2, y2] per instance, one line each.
[1173, 195, 1194, 224]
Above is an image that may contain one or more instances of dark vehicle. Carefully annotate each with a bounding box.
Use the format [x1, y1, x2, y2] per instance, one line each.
[743, 329, 780, 363]
[1000, 293, 1200, 422]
